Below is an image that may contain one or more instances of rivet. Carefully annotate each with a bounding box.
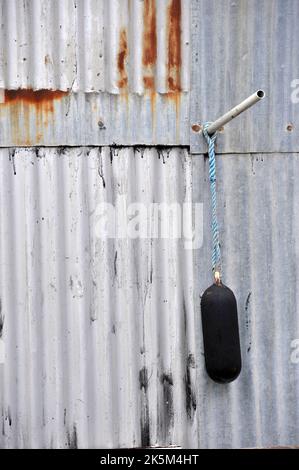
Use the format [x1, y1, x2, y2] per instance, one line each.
[191, 124, 202, 133]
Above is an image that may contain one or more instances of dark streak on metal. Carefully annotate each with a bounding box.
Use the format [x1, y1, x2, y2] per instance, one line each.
[245, 292, 252, 312]
[67, 424, 78, 449]
[36, 148, 45, 158]
[0, 298, 4, 339]
[135, 147, 145, 159]
[183, 297, 187, 335]
[160, 372, 174, 442]
[6, 407, 12, 427]
[157, 148, 171, 164]
[98, 148, 106, 188]
[139, 366, 149, 393]
[114, 251, 118, 278]
[110, 148, 114, 164]
[245, 292, 252, 353]
[139, 367, 150, 447]
[8, 149, 16, 175]
[185, 354, 196, 420]
[2, 407, 5, 436]
[63, 408, 67, 426]
[149, 262, 153, 284]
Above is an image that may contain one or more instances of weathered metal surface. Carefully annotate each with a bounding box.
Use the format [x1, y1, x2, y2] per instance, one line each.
[0, 90, 189, 146]
[0, 148, 299, 448]
[194, 152, 299, 448]
[0, 0, 190, 146]
[0, 147, 198, 449]
[191, 0, 299, 153]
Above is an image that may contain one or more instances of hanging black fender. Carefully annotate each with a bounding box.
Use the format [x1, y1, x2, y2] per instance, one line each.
[201, 283, 242, 383]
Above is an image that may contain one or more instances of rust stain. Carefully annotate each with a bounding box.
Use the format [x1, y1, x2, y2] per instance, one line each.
[0, 88, 68, 145]
[117, 28, 128, 90]
[191, 124, 202, 133]
[165, 90, 181, 109]
[142, 0, 158, 132]
[167, 0, 182, 92]
[142, 0, 157, 69]
[144, 76, 157, 128]
[165, 90, 181, 139]
[3, 89, 68, 112]
[143, 76, 155, 90]
[44, 54, 51, 65]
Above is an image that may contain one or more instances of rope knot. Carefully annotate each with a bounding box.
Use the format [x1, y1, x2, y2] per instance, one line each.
[202, 122, 217, 146]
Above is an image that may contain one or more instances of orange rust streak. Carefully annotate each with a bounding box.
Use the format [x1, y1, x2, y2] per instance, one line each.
[142, 0, 157, 94]
[143, 76, 155, 90]
[167, 0, 182, 92]
[4, 89, 68, 107]
[142, 0, 158, 132]
[142, 0, 157, 67]
[1, 89, 68, 146]
[117, 29, 129, 90]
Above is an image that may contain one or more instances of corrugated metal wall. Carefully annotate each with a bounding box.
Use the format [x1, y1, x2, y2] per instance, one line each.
[0, 0, 190, 146]
[1, 148, 299, 448]
[0, 147, 198, 449]
[190, 0, 299, 153]
[0, 0, 299, 449]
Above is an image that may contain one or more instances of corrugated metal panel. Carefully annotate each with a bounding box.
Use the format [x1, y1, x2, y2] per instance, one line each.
[194, 152, 299, 448]
[0, 148, 299, 448]
[0, 91, 189, 146]
[0, 147, 198, 449]
[0, 0, 190, 146]
[190, 0, 299, 153]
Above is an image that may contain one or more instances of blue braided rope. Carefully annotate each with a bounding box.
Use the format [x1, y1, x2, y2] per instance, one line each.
[203, 122, 222, 276]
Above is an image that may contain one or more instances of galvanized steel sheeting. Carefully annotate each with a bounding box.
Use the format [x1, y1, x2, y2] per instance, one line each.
[0, 0, 190, 146]
[194, 152, 299, 448]
[0, 147, 198, 449]
[190, 0, 299, 153]
[0, 148, 299, 448]
[0, 0, 298, 451]
[0, 0, 190, 94]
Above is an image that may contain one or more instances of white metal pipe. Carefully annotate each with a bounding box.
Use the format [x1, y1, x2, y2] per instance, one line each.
[207, 90, 265, 135]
